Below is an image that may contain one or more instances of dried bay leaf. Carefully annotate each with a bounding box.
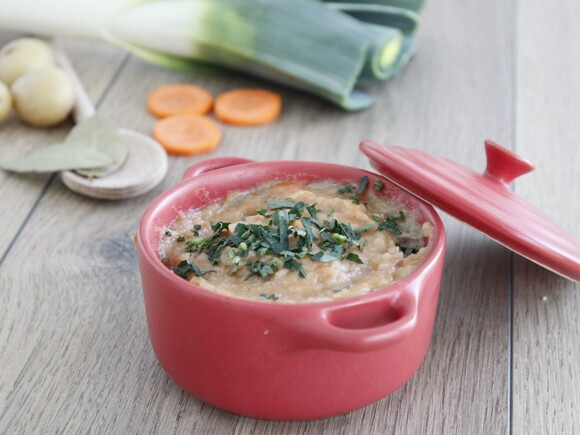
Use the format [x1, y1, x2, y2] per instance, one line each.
[68, 114, 128, 178]
[0, 143, 112, 173]
[0, 114, 128, 175]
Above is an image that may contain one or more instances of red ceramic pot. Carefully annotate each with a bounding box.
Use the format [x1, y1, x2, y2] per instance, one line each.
[136, 158, 446, 420]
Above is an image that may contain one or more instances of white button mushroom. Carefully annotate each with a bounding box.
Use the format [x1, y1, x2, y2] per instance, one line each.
[11, 66, 75, 127]
[0, 38, 56, 86]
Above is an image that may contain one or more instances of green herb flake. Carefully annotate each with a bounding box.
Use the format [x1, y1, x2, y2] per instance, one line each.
[247, 259, 280, 279]
[356, 175, 369, 196]
[398, 244, 419, 257]
[337, 182, 354, 195]
[374, 179, 384, 191]
[259, 293, 279, 301]
[170, 189, 401, 282]
[171, 259, 214, 279]
[332, 233, 347, 244]
[176, 235, 185, 242]
[373, 211, 406, 236]
[377, 217, 402, 235]
[337, 176, 369, 204]
[355, 224, 375, 235]
[345, 252, 363, 264]
[306, 204, 318, 219]
[165, 231, 172, 237]
[317, 252, 342, 263]
[333, 285, 350, 293]
[267, 199, 296, 210]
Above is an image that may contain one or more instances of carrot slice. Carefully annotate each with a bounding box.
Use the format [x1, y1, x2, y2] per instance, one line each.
[153, 115, 222, 156]
[147, 84, 213, 118]
[214, 89, 282, 126]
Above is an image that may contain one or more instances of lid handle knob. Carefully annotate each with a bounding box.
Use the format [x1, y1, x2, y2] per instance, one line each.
[483, 140, 534, 185]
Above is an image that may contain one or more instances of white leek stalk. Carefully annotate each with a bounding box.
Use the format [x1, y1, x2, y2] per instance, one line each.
[0, 0, 121, 40]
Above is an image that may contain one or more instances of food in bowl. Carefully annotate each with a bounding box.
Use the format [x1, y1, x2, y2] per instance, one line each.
[159, 176, 433, 303]
[137, 157, 446, 419]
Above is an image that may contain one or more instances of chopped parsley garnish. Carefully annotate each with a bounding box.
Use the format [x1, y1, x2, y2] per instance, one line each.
[345, 252, 363, 264]
[375, 211, 406, 236]
[260, 293, 279, 301]
[374, 179, 384, 191]
[337, 182, 354, 195]
[267, 199, 296, 210]
[338, 176, 369, 204]
[170, 198, 386, 281]
[168, 180, 416, 283]
[171, 258, 214, 279]
[397, 245, 420, 257]
[356, 176, 369, 196]
[165, 231, 172, 237]
[246, 259, 280, 279]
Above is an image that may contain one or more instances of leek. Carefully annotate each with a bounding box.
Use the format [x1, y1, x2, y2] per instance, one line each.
[0, 0, 421, 110]
[323, 3, 420, 82]
[358, 25, 416, 82]
[358, 25, 403, 81]
[107, 0, 378, 110]
[319, 0, 426, 14]
[324, 3, 420, 35]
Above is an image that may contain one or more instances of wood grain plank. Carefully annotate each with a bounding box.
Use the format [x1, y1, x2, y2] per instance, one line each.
[513, 0, 580, 433]
[0, 35, 126, 259]
[1, 0, 515, 432]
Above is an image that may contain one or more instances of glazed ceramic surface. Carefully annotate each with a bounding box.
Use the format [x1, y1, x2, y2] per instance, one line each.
[136, 159, 446, 420]
[361, 140, 580, 282]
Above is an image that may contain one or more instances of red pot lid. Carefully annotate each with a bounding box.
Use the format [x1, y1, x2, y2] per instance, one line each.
[360, 139, 580, 282]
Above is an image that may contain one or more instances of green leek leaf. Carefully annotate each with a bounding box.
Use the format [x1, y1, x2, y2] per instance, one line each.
[318, 0, 426, 14]
[358, 24, 404, 81]
[325, 3, 420, 36]
[358, 30, 417, 82]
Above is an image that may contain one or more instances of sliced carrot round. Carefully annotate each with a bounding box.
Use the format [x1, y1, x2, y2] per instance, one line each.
[153, 115, 222, 156]
[214, 89, 282, 126]
[147, 84, 213, 118]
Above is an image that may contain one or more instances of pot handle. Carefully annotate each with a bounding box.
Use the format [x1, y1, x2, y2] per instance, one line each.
[295, 290, 418, 353]
[483, 140, 534, 186]
[182, 157, 255, 180]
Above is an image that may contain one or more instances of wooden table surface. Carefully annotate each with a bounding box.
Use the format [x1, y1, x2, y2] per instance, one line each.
[1, 1, 579, 433]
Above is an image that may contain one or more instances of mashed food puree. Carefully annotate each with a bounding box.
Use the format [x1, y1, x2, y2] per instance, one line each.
[160, 178, 433, 303]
